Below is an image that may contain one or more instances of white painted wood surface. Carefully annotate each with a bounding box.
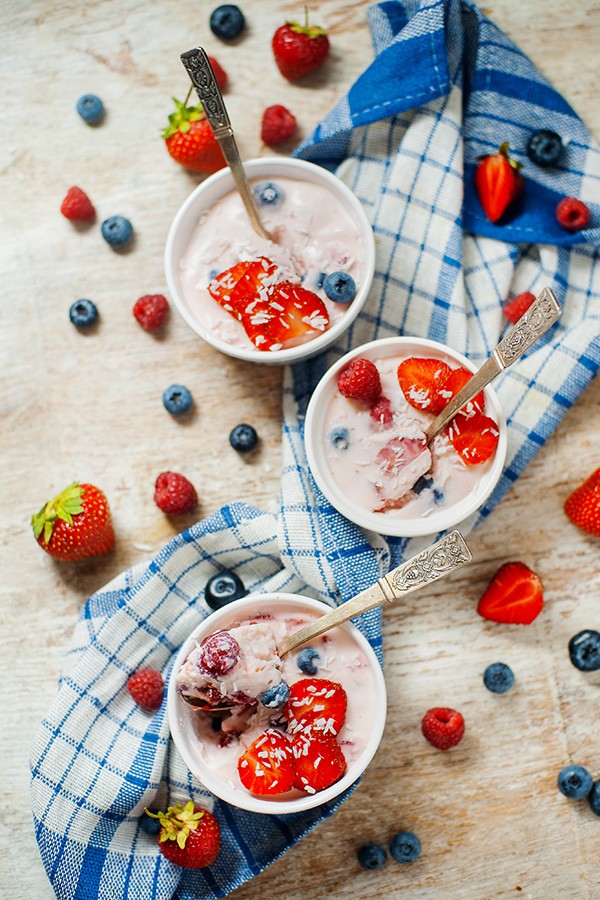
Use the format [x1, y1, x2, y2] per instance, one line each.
[2, 1, 599, 897]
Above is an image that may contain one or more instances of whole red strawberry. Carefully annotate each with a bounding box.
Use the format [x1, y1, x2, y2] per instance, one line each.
[272, 9, 329, 81]
[162, 94, 226, 174]
[146, 801, 220, 868]
[477, 561, 543, 624]
[564, 468, 600, 537]
[127, 668, 165, 711]
[261, 104, 297, 146]
[31, 482, 114, 561]
[60, 186, 95, 221]
[208, 56, 228, 91]
[475, 142, 524, 223]
[154, 471, 198, 515]
[421, 707, 465, 751]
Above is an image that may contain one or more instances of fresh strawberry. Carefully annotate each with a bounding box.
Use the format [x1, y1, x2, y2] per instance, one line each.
[337, 357, 382, 403]
[239, 281, 329, 351]
[208, 56, 228, 91]
[477, 561, 544, 624]
[60, 186, 95, 221]
[133, 294, 170, 331]
[208, 260, 254, 313]
[261, 104, 297, 146]
[272, 9, 329, 81]
[421, 707, 465, 751]
[237, 728, 296, 795]
[127, 668, 165, 711]
[397, 357, 452, 414]
[146, 801, 220, 868]
[503, 291, 536, 325]
[292, 732, 347, 793]
[31, 482, 114, 561]
[564, 468, 600, 537]
[441, 366, 485, 415]
[154, 471, 198, 515]
[162, 95, 225, 174]
[447, 410, 499, 465]
[228, 257, 282, 312]
[474, 142, 524, 223]
[556, 196, 590, 232]
[284, 678, 347, 736]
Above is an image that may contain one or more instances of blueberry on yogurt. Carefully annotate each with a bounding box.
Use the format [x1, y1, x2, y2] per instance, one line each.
[259, 681, 290, 709]
[253, 182, 282, 206]
[323, 271, 356, 304]
[329, 426, 350, 451]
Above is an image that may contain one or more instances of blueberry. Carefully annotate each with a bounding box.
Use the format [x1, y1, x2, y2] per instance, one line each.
[526, 129, 562, 167]
[69, 299, 98, 327]
[162, 384, 193, 416]
[208, 268, 219, 281]
[323, 271, 356, 304]
[253, 182, 282, 206]
[229, 423, 258, 453]
[390, 831, 421, 864]
[101, 215, 133, 248]
[209, 4, 245, 40]
[357, 843, 387, 870]
[76, 94, 104, 125]
[483, 662, 515, 694]
[589, 781, 600, 817]
[568, 629, 600, 672]
[205, 570, 247, 610]
[297, 647, 320, 675]
[413, 476, 433, 495]
[557, 765, 593, 800]
[432, 487, 445, 504]
[329, 427, 350, 451]
[259, 681, 290, 709]
[139, 811, 162, 836]
[315, 272, 326, 290]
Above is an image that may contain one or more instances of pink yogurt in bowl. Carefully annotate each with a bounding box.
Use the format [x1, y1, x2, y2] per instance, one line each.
[167, 592, 386, 815]
[164, 157, 375, 365]
[304, 337, 508, 538]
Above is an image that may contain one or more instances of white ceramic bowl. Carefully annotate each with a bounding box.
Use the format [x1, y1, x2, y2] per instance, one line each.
[304, 337, 508, 538]
[164, 157, 375, 365]
[167, 591, 387, 815]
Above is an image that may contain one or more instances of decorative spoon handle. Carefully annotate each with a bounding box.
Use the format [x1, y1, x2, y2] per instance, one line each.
[277, 530, 472, 656]
[425, 286, 561, 442]
[180, 47, 271, 241]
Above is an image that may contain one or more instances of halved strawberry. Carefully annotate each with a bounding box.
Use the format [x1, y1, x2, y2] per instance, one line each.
[397, 357, 452, 414]
[283, 678, 347, 736]
[237, 728, 296, 795]
[441, 367, 485, 415]
[238, 282, 329, 351]
[208, 260, 254, 313]
[477, 561, 543, 624]
[446, 411, 499, 465]
[292, 732, 347, 794]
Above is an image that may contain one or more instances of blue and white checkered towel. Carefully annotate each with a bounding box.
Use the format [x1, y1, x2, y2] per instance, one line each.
[31, 1, 600, 897]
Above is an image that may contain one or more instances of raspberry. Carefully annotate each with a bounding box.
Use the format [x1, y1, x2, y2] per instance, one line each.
[133, 294, 170, 331]
[154, 471, 198, 514]
[556, 197, 590, 233]
[261, 104, 297, 146]
[127, 668, 165, 711]
[421, 707, 465, 750]
[369, 396, 394, 426]
[198, 631, 241, 676]
[503, 290, 536, 325]
[337, 357, 382, 403]
[60, 186, 95, 221]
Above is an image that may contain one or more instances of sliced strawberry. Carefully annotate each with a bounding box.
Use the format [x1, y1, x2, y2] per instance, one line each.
[477, 561, 543, 624]
[397, 357, 452, 414]
[237, 728, 296, 795]
[238, 282, 329, 352]
[375, 435, 428, 476]
[283, 678, 347, 736]
[229, 257, 281, 308]
[292, 732, 347, 794]
[440, 367, 485, 415]
[208, 260, 254, 313]
[446, 410, 499, 465]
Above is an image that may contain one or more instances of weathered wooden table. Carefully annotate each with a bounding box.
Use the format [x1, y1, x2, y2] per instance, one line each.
[2, 1, 599, 897]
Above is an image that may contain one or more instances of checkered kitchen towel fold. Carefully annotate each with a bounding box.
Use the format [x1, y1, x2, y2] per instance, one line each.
[31, 1, 600, 898]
